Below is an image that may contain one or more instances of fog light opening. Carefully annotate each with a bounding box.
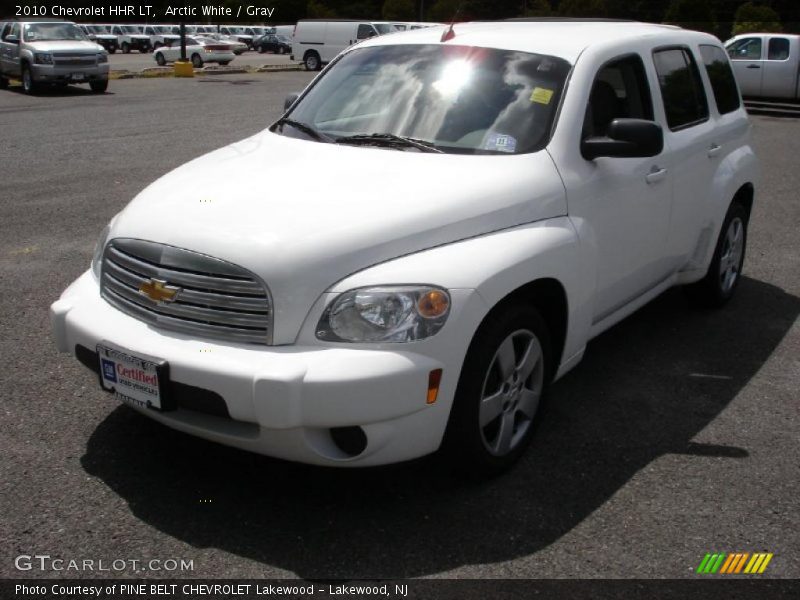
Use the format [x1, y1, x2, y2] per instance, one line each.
[330, 426, 368, 457]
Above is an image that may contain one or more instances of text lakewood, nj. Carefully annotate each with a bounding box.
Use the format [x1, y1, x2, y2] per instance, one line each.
[16, 5, 276, 19]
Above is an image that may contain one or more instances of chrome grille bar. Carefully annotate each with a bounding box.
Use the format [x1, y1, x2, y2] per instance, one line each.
[100, 239, 272, 345]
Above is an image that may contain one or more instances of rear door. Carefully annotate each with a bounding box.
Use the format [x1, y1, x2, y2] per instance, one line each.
[761, 35, 797, 98]
[0, 23, 21, 78]
[727, 35, 764, 96]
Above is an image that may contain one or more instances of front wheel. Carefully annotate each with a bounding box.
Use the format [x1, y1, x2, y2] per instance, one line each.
[442, 304, 551, 476]
[155, 52, 166, 66]
[684, 201, 749, 308]
[191, 53, 203, 68]
[21, 64, 38, 95]
[90, 80, 108, 94]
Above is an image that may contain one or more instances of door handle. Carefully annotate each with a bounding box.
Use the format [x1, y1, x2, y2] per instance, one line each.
[746, 64, 761, 69]
[645, 167, 668, 185]
[707, 143, 722, 158]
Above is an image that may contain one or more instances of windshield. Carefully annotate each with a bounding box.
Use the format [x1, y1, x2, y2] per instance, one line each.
[23, 23, 87, 42]
[277, 44, 571, 155]
[374, 24, 398, 34]
[121, 26, 140, 34]
[157, 26, 173, 34]
[90, 26, 108, 34]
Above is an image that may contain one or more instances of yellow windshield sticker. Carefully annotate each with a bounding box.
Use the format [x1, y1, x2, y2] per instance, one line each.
[530, 87, 554, 105]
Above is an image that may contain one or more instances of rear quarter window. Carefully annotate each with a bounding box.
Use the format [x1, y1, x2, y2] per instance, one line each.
[699, 45, 741, 115]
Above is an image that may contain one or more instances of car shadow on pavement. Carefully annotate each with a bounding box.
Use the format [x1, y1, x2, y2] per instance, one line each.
[4, 83, 111, 97]
[81, 275, 800, 578]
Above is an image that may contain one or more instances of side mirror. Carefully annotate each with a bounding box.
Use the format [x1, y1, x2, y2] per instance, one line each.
[5, 34, 19, 44]
[284, 92, 300, 112]
[581, 118, 663, 160]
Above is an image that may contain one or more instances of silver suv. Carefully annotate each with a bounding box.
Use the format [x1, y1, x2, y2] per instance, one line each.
[0, 20, 110, 94]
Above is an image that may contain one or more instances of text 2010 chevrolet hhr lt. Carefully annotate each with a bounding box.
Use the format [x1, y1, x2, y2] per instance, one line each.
[51, 21, 758, 473]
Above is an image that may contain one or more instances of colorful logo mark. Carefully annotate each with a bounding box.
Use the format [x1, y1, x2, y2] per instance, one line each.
[697, 552, 773, 574]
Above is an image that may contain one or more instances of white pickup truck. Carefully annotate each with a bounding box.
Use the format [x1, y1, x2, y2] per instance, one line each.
[52, 21, 758, 474]
[726, 33, 800, 99]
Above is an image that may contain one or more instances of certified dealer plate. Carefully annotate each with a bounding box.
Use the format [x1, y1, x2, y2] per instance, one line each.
[96, 344, 169, 410]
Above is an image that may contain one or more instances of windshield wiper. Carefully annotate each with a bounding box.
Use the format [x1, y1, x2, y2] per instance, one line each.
[336, 133, 443, 153]
[273, 117, 334, 143]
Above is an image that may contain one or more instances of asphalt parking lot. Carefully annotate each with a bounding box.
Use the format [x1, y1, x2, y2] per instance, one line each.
[0, 73, 798, 580]
[108, 50, 297, 71]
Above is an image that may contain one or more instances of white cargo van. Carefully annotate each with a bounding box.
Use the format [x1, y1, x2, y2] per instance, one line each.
[292, 19, 382, 70]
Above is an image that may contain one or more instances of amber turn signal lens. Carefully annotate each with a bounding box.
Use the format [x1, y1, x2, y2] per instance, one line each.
[427, 368, 443, 404]
[417, 290, 450, 318]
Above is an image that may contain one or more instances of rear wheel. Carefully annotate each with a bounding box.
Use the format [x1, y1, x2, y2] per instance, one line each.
[684, 201, 749, 308]
[155, 52, 166, 66]
[304, 51, 321, 71]
[90, 80, 108, 93]
[442, 304, 551, 476]
[191, 53, 204, 68]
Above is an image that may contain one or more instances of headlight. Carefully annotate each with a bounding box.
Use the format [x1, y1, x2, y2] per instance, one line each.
[317, 286, 450, 343]
[97, 52, 108, 63]
[90, 224, 111, 281]
[34, 53, 53, 65]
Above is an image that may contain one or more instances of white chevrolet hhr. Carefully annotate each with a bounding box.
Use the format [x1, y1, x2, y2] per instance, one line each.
[51, 20, 758, 474]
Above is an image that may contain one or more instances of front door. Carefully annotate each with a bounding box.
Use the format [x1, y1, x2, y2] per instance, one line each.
[727, 35, 764, 96]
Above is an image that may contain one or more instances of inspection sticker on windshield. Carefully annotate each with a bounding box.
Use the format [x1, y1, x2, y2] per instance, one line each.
[484, 133, 517, 153]
[530, 87, 554, 105]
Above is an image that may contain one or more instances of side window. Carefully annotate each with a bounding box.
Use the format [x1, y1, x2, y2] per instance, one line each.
[653, 48, 709, 131]
[8, 23, 20, 40]
[582, 54, 654, 139]
[699, 45, 741, 115]
[0, 24, 9, 39]
[767, 38, 790, 61]
[727, 37, 762, 60]
[357, 25, 376, 40]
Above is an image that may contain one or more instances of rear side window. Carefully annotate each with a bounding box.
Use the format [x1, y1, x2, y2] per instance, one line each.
[768, 38, 790, 61]
[699, 45, 741, 115]
[653, 48, 709, 131]
[357, 25, 376, 40]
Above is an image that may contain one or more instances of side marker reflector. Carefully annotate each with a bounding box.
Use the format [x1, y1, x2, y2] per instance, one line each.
[427, 369, 443, 404]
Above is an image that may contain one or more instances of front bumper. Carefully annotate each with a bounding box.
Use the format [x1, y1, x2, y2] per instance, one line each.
[51, 272, 456, 466]
[32, 63, 109, 83]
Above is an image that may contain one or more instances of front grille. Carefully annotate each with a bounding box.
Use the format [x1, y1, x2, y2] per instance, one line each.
[53, 53, 97, 66]
[100, 239, 272, 345]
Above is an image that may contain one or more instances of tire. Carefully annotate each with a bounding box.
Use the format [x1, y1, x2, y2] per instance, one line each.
[109, 47, 117, 54]
[304, 51, 321, 71]
[90, 80, 108, 94]
[140, 47, 150, 54]
[0, 77, 8, 90]
[684, 201, 749, 308]
[21, 63, 38, 95]
[191, 53, 204, 68]
[155, 52, 166, 66]
[442, 303, 552, 476]
[121, 42, 130, 54]
[258, 45, 266, 54]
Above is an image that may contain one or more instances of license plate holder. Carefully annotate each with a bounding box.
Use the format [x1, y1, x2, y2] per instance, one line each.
[96, 343, 174, 411]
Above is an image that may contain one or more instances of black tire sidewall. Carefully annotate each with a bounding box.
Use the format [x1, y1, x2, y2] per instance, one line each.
[442, 303, 552, 475]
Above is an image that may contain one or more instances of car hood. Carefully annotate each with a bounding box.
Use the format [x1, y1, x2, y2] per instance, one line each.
[26, 40, 103, 53]
[111, 131, 567, 343]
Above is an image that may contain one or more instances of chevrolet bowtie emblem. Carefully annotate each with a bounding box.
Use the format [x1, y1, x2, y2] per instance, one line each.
[139, 279, 181, 304]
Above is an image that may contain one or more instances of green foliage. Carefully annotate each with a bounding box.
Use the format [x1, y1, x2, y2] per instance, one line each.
[428, 0, 461, 22]
[732, 2, 782, 34]
[559, 0, 609, 17]
[382, 0, 416, 20]
[664, 0, 716, 34]
[307, 0, 339, 17]
[524, 0, 555, 17]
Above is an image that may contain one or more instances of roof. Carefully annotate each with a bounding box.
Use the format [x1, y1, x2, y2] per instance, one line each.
[360, 20, 708, 63]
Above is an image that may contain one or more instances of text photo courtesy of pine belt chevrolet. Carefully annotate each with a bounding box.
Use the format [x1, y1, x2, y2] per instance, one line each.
[51, 21, 757, 475]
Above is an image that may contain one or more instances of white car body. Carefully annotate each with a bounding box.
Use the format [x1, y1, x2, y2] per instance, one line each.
[141, 24, 180, 49]
[52, 21, 758, 468]
[153, 37, 235, 66]
[725, 33, 800, 99]
[106, 24, 151, 53]
[292, 20, 383, 69]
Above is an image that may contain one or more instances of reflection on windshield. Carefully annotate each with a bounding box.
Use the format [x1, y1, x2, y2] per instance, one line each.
[278, 44, 571, 155]
[24, 23, 87, 42]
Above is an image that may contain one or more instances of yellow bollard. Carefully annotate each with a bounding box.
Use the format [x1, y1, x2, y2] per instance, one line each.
[174, 60, 194, 78]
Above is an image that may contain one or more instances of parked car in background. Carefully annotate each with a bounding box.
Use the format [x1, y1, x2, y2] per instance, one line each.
[255, 34, 291, 54]
[292, 19, 381, 70]
[108, 24, 150, 53]
[142, 24, 180, 50]
[220, 26, 254, 49]
[79, 24, 118, 53]
[203, 32, 248, 55]
[53, 22, 757, 474]
[154, 36, 235, 68]
[0, 20, 109, 93]
[725, 33, 800, 99]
